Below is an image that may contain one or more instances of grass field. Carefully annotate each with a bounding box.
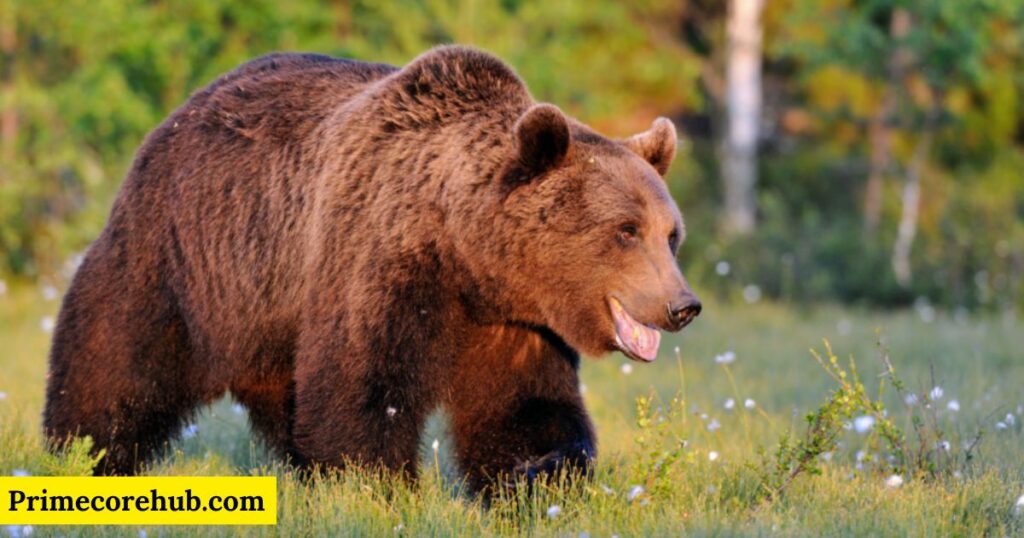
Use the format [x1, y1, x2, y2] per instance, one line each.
[1, 283, 1022, 536]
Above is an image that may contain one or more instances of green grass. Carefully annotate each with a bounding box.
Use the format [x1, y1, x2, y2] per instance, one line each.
[2, 283, 1023, 536]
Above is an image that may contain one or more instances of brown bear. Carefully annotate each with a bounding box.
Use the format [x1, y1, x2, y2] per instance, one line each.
[43, 46, 701, 490]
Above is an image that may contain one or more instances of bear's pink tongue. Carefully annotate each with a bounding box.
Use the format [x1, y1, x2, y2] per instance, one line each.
[608, 297, 661, 362]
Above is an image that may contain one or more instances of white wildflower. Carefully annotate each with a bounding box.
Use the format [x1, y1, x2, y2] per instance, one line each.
[0, 392, 6, 400]
[855, 450, 868, 463]
[708, 451, 719, 462]
[936, 440, 951, 451]
[947, 400, 960, 412]
[723, 398, 735, 411]
[929, 386, 944, 400]
[853, 415, 875, 434]
[546, 505, 561, 519]
[231, 403, 245, 415]
[40, 316, 55, 333]
[884, 474, 904, 488]
[579, 383, 587, 395]
[996, 421, 1008, 431]
[386, 406, 397, 418]
[715, 261, 731, 276]
[706, 419, 721, 432]
[1006, 413, 1016, 426]
[8, 526, 33, 538]
[627, 485, 644, 502]
[1015, 494, 1024, 515]
[181, 424, 198, 439]
[12, 469, 30, 477]
[431, 439, 440, 452]
[714, 351, 736, 365]
[915, 298, 936, 323]
[600, 484, 614, 495]
[41, 285, 58, 301]
[819, 451, 833, 462]
[63, 253, 85, 278]
[139, 530, 147, 538]
[904, 393, 918, 406]
[953, 307, 969, 325]
[620, 363, 633, 375]
[742, 285, 761, 304]
[744, 398, 756, 410]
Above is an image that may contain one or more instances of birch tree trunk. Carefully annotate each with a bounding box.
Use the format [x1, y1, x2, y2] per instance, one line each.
[864, 8, 912, 233]
[721, 0, 764, 236]
[891, 132, 930, 286]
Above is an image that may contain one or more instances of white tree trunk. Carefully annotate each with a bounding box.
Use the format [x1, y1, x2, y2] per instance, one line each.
[721, 0, 764, 236]
[891, 131, 931, 286]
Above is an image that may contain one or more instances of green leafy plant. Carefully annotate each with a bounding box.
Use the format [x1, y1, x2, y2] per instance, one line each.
[39, 436, 106, 476]
[755, 338, 987, 502]
[628, 393, 690, 500]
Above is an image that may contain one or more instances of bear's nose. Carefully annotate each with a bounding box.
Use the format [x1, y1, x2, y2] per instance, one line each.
[666, 295, 702, 331]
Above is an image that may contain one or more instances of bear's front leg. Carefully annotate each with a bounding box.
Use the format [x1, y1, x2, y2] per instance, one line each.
[449, 325, 596, 493]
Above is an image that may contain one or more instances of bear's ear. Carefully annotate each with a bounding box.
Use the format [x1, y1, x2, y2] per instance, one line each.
[513, 104, 571, 177]
[623, 117, 677, 176]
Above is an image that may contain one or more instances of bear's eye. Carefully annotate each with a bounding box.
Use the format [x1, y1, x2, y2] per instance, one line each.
[617, 223, 639, 245]
[668, 229, 680, 252]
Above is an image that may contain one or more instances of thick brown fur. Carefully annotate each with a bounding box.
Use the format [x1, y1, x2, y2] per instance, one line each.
[43, 46, 699, 490]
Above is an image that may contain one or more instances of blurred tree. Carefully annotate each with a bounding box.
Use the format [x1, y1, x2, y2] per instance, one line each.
[863, 7, 910, 233]
[0, 1, 15, 168]
[778, 0, 1023, 287]
[721, 0, 764, 236]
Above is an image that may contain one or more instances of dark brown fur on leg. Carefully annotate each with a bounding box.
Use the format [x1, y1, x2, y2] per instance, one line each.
[448, 325, 596, 494]
[291, 340, 431, 479]
[43, 234, 202, 475]
[231, 375, 297, 460]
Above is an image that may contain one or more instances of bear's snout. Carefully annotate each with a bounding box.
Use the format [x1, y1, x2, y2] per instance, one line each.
[666, 292, 702, 331]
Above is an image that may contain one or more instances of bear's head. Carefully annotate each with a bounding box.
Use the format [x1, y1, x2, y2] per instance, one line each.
[493, 104, 701, 362]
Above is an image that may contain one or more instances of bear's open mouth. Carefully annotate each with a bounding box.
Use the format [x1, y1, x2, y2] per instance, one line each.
[608, 297, 661, 362]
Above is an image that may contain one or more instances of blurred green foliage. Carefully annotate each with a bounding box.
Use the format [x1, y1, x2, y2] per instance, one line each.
[0, 0, 698, 274]
[679, 0, 1024, 311]
[0, 0, 1022, 311]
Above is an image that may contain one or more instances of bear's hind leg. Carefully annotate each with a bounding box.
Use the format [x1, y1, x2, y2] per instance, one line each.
[231, 374, 298, 463]
[448, 326, 595, 494]
[44, 251, 203, 475]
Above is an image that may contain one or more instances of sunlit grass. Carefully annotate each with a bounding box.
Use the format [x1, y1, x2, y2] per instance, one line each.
[1, 283, 1022, 536]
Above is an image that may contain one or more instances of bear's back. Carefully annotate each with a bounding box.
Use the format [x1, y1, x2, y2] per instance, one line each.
[102, 48, 529, 365]
[102, 54, 398, 362]
[186, 53, 397, 144]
